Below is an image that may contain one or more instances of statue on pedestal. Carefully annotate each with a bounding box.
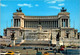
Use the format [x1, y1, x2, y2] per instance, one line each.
[61, 7, 67, 12]
[16, 7, 22, 12]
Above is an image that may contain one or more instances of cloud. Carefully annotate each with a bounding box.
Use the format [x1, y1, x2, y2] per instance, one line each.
[49, 6, 61, 9]
[17, 3, 32, 7]
[35, 4, 39, 7]
[0, 3, 7, 7]
[58, 3, 64, 6]
[56, 0, 64, 2]
[46, 0, 65, 4]
[47, 1, 56, 4]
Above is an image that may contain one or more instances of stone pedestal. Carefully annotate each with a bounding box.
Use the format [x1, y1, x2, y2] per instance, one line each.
[11, 40, 15, 46]
[56, 41, 60, 49]
[38, 25, 42, 32]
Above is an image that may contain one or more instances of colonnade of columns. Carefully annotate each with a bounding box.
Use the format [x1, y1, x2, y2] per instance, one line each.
[62, 19, 68, 27]
[13, 19, 69, 28]
[51, 21, 58, 28]
[24, 21, 38, 28]
[24, 20, 58, 28]
[14, 19, 20, 27]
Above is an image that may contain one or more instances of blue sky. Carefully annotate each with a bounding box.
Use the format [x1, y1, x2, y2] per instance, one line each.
[0, 0, 80, 36]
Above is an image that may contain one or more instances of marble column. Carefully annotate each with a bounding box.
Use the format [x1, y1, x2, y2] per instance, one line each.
[60, 19, 62, 27]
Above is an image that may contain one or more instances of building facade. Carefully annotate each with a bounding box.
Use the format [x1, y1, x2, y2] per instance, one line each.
[0, 38, 11, 46]
[4, 7, 80, 46]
